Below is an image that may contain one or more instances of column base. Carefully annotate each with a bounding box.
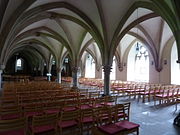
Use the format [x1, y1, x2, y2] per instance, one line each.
[101, 93, 111, 97]
[71, 86, 78, 90]
[0, 88, 2, 96]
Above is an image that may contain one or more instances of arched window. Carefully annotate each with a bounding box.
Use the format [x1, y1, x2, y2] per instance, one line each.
[16, 58, 23, 70]
[171, 42, 180, 84]
[110, 57, 116, 80]
[127, 42, 149, 82]
[85, 54, 95, 78]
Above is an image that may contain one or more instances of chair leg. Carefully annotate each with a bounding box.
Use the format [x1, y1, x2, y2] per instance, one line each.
[137, 94, 140, 102]
[142, 95, 145, 103]
[148, 94, 150, 102]
[137, 127, 139, 135]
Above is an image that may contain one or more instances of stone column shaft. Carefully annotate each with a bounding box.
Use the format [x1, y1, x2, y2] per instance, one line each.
[0, 65, 5, 90]
[0, 70, 2, 89]
[72, 66, 79, 88]
[103, 65, 112, 95]
[57, 67, 61, 83]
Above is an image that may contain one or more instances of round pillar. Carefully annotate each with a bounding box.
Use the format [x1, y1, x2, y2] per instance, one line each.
[103, 65, 112, 95]
[71, 66, 79, 89]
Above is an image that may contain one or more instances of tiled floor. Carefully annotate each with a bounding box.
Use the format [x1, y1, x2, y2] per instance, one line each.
[117, 97, 180, 135]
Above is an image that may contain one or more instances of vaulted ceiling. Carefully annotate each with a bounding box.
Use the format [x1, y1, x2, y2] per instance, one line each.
[0, 0, 179, 71]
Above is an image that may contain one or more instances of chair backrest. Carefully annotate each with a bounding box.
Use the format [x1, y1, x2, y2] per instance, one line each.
[94, 97, 105, 104]
[32, 113, 58, 127]
[123, 102, 131, 120]
[23, 104, 36, 113]
[94, 106, 112, 125]
[60, 110, 80, 122]
[0, 117, 27, 133]
[0, 105, 23, 120]
[81, 108, 94, 118]
[80, 98, 92, 105]
[113, 104, 125, 122]
[89, 91, 100, 98]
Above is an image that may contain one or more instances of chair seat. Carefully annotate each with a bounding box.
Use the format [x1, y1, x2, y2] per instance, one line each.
[156, 94, 168, 98]
[63, 107, 77, 112]
[81, 117, 94, 123]
[115, 120, 140, 129]
[139, 91, 149, 95]
[59, 120, 78, 128]
[44, 109, 59, 114]
[90, 83, 97, 86]
[98, 120, 139, 135]
[25, 112, 42, 117]
[1, 113, 21, 120]
[30, 125, 54, 133]
[117, 112, 126, 117]
[79, 105, 91, 110]
[101, 102, 114, 106]
[90, 104, 103, 108]
[114, 87, 125, 90]
[99, 113, 109, 121]
[98, 123, 125, 135]
[0, 128, 25, 135]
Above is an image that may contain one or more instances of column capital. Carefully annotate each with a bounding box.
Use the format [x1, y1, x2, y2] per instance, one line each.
[0, 65, 5, 70]
[103, 65, 112, 73]
[71, 66, 79, 73]
[176, 60, 180, 63]
[117, 62, 124, 71]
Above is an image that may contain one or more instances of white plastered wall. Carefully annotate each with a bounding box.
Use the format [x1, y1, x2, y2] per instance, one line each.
[116, 65, 127, 81]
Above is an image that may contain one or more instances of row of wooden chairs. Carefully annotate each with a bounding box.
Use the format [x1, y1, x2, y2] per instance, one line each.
[137, 85, 180, 104]
[3, 81, 62, 92]
[111, 83, 180, 106]
[78, 78, 180, 101]
[0, 96, 118, 120]
[154, 87, 180, 105]
[0, 103, 131, 135]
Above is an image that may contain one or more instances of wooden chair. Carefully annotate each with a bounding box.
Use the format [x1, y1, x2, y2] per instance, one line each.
[23, 104, 43, 118]
[58, 109, 81, 135]
[78, 98, 92, 110]
[92, 121, 139, 135]
[44, 101, 62, 114]
[0, 117, 27, 135]
[123, 102, 131, 121]
[92, 104, 139, 135]
[89, 91, 100, 99]
[101, 96, 117, 106]
[94, 106, 112, 126]
[0, 96, 18, 106]
[63, 99, 79, 112]
[113, 104, 126, 122]
[90, 97, 104, 108]
[0, 105, 23, 120]
[80, 108, 96, 135]
[113, 102, 131, 121]
[29, 113, 58, 135]
[154, 87, 168, 105]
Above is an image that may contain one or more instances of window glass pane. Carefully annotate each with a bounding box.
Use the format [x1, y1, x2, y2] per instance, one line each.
[16, 58, 23, 70]
[16, 59, 21, 67]
[85, 54, 95, 78]
[171, 42, 180, 84]
[127, 42, 149, 82]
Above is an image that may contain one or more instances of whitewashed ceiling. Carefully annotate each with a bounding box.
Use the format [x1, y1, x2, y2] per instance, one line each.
[0, 0, 176, 69]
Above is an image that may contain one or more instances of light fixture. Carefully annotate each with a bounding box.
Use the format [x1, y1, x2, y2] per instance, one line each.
[136, 42, 139, 51]
[164, 59, 167, 65]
